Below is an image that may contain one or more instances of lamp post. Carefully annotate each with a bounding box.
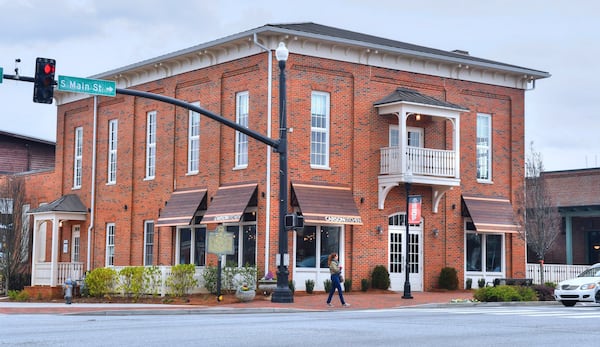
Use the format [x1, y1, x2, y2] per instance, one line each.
[402, 170, 413, 299]
[272, 42, 293, 303]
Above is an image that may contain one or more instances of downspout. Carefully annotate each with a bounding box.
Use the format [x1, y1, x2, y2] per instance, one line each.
[87, 96, 98, 271]
[253, 33, 273, 277]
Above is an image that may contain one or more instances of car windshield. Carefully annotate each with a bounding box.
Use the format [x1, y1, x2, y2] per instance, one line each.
[577, 267, 600, 278]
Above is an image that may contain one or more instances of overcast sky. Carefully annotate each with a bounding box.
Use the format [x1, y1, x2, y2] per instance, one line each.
[1, 0, 598, 171]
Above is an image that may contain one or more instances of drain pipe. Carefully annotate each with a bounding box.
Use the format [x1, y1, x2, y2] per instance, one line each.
[253, 33, 273, 277]
[87, 96, 98, 271]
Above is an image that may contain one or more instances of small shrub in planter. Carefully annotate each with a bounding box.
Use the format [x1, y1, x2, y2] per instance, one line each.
[344, 279, 352, 293]
[289, 280, 295, 293]
[466, 278, 473, 290]
[438, 267, 458, 290]
[478, 278, 486, 288]
[324, 279, 332, 293]
[371, 265, 391, 290]
[361, 278, 370, 292]
[305, 279, 315, 294]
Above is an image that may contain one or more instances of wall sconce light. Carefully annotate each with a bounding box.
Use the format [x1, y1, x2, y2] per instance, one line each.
[415, 114, 421, 121]
[59, 220, 63, 228]
[594, 245, 600, 250]
[376, 225, 383, 234]
[360, 197, 365, 204]
[452, 204, 456, 210]
[261, 191, 266, 198]
[124, 204, 128, 211]
[432, 228, 439, 237]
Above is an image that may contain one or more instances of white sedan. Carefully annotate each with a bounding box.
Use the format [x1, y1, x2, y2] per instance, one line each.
[555, 263, 600, 307]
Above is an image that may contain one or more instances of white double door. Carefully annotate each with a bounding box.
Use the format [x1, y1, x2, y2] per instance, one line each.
[388, 224, 423, 291]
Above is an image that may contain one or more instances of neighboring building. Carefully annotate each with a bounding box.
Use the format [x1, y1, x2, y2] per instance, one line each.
[0, 130, 55, 174]
[533, 168, 600, 265]
[25, 23, 549, 294]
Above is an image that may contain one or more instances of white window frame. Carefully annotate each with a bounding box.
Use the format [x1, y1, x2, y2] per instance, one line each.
[106, 223, 115, 266]
[71, 225, 80, 263]
[465, 220, 504, 275]
[235, 92, 249, 169]
[188, 102, 200, 174]
[145, 111, 157, 179]
[310, 91, 330, 168]
[143, 220, 155, 266]
[476, 113, 492, 182]
[73, 127, 83, 189]
[107, 119, 118, 184]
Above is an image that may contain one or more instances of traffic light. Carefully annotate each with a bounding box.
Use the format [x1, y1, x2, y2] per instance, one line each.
[33, 57, 56, 104]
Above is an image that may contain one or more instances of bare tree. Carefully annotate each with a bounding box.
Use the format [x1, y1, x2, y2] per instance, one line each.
[520, 143, 562, 284]
[0, 175, 30, 292]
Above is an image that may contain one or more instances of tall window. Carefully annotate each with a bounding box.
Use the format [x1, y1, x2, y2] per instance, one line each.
[106, 223, 115, 266]
[144, 220, 154, 266]
[310, 91, 330, 168]
[146, 111, 157, 179]
[73, 127, 83, 188]
[71, 225, 80, 263]
[296, 225, 341, 268]
[466, 222, 503, 273]
[177, 226, 206, 266]
[235, 92, 249, 168]
[107, 119, 118, 184]
[188, 102, 200, 174]
[476, 113, 492, 181]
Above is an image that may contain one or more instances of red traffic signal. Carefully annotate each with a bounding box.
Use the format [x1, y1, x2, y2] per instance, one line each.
[33, 57, 56, 104]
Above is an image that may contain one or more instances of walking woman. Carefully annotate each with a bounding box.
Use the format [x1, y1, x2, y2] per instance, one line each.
[326, 252, 350, 307]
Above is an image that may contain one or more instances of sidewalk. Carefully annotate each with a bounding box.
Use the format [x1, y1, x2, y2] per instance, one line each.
[0, 290, 477, 315]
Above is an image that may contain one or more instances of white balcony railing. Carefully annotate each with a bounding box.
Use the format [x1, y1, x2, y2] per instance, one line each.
[33, 262, 84, 286]
[380, 146, 457, 177]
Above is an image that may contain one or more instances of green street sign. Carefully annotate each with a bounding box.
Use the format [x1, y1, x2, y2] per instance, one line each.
[57, 75, 116, 97]
[0, 67, 3, 83]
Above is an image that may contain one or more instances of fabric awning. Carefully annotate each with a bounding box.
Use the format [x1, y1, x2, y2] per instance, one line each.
[462, 195, 519, 233]
[291, 182, 363, 225]
[202, 183, 257, 224]
[157, 188, 207, 226]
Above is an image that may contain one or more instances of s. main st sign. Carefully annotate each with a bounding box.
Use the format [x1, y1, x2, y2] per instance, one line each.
[57, 75, 116, 97]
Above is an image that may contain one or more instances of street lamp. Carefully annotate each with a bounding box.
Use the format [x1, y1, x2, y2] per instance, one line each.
[402, 169, 414, 299]
[272, 42, 293, 303]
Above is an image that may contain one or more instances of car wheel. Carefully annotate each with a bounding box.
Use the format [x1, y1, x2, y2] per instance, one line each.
[561, 300, 577, 307]
[595, 290, 600, 303]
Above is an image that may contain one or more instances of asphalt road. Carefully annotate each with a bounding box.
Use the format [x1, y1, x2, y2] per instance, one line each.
[2, 305, 599, 346]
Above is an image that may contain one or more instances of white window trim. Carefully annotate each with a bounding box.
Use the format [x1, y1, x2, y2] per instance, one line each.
[187, 102, 200, 174]
[143, 220, 154, 266]
[71, 225, 81, 263]
[73, 127, 83, 189]
[107, 119, 118, 184]
[145, 111, 157, 179]
[464, 219, 505, 276]
[310, 91, 330, 169]
[235, 91, 249, 169]
[106, 223, 115, 267]
[476, 113, 492, 182]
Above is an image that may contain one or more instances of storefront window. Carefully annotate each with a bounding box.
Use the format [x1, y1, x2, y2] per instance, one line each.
[296, 225, 340, 268]
[178, 227, 206, 266]
[225, 224, 256, 267]
[466, 233, 482, 271]
[466, 231, 503, 273]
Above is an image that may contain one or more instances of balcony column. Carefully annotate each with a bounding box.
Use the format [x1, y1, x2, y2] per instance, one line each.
[400, 111, 409, 173]
[453, 116, 460, 179]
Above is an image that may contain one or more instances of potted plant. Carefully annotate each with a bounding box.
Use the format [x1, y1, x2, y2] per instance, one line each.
[235, 283, 256, 302]
[257, 271, 277, 296]
[305, 279, 315, 294]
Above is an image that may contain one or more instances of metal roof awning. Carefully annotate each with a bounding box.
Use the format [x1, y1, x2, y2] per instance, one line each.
[157, 188, 207, 227]
[462, 195, 519, 233]
[291, 182, 363, 225]
[202, 183, 257, 224]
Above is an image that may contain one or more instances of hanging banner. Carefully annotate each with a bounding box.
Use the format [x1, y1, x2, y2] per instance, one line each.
[408, 195, 422, 224]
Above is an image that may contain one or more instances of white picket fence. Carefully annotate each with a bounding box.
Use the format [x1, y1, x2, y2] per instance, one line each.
[526, 263, 590, 284]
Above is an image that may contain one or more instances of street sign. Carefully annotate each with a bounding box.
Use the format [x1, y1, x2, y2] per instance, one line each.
[57, 75, 116, 97]
[0, 67, 3, 83]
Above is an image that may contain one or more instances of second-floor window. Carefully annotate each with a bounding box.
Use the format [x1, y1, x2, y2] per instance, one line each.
[73, 127, 83, 189]
[107, 119, 118, 184]
[188, 102, 200, 174]
[476, 113, 492, 181]
[235, 92, 249, 168]
[146, 111, 157, 179]
[310, 91, 330, 168]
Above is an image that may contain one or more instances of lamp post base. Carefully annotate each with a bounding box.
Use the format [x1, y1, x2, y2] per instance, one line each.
[402, 282, 413, 299]
[271, 286, 294, 303]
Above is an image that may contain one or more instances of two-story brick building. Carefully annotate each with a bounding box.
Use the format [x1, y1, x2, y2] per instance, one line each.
[26, 23, 549, 294]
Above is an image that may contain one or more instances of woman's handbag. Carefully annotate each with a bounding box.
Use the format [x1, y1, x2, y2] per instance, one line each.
[339, 274, 344, 283]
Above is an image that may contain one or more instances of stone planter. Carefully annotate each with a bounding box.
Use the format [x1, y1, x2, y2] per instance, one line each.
[257, 280, 277, 296]
[235, 288, 256, 302]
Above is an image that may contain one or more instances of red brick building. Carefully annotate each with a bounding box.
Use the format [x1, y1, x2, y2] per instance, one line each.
[534, 168, 600, 265]
[26, 23, 549, 292]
